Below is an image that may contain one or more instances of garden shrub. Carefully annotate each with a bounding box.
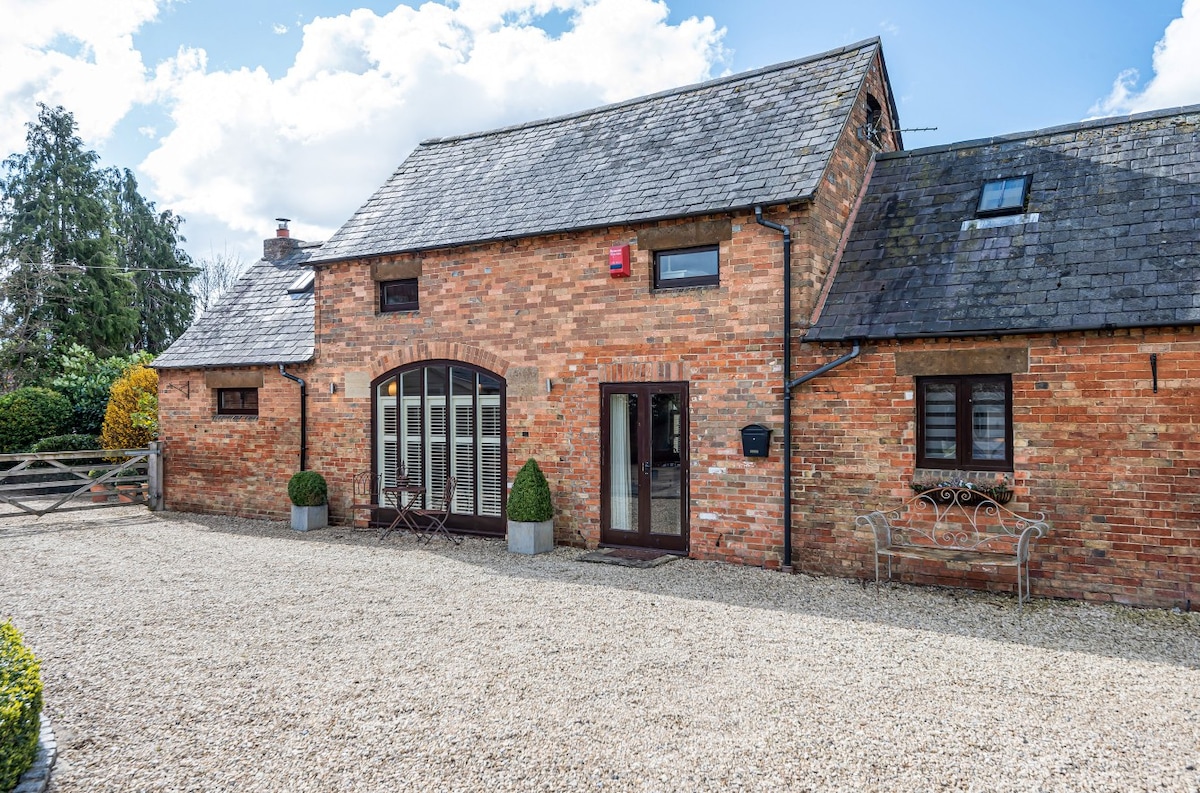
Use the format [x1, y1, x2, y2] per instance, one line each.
[0, 387, 72, 454]
[29, 434, 101, 453]
[287, 471, 328, 506]
[506, 458, 553, 522]
[50, 345, 152, 437]
[0, 620, 43, 792]
[99, 365, 158, 452]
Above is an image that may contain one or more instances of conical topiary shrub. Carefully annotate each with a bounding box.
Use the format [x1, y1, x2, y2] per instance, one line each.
[507, 458, 553, 523]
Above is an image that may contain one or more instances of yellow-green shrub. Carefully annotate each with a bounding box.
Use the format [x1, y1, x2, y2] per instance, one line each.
[99, 364, 158, 451]
[0, 620, 43, 791]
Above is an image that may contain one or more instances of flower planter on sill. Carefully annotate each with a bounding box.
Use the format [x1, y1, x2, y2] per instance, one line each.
[912, 483, 1013, 506]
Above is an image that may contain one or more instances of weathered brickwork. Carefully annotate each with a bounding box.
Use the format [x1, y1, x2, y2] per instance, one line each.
[792, 329, 1200, 609]
[158, 365, 307, 518]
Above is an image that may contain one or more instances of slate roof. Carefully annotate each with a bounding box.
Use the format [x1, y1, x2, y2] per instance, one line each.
[808, 105, 1200, 341]
[311, 39, 884, 264]
[153, 243, 320, 369]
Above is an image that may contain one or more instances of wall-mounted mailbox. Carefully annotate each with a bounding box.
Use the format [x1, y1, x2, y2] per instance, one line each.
[609, 244, 631, 278]
[740, 424, 772, 458]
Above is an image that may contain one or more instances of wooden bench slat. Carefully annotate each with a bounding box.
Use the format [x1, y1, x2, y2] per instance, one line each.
[878, 546, 1021, 567]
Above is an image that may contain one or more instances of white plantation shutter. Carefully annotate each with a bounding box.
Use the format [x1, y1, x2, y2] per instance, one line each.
[377, 365, 504, 523]
[480, 395, 502, 517]
[401, 397, 423, 489]
[378, 394, 399, 489]
[451, 395, 475, 513]
[427, 399, 448, 508]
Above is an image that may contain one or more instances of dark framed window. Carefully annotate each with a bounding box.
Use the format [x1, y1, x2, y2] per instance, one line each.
[977, 176, 1031, 216]
[916, 375, 1012, 471]
[217, 388, 259, 416]
[380, 278, 418, 312]
[654, 246, 719, 289]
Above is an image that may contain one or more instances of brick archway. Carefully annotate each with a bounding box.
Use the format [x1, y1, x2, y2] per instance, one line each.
[369, 341, 511, 379]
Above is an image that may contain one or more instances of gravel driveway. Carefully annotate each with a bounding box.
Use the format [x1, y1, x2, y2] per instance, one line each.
[1, 506, 1198, 792]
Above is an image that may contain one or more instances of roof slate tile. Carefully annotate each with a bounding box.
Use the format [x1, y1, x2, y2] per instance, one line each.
[311, 39, 881, 263]
[808, 105, 1200, 340]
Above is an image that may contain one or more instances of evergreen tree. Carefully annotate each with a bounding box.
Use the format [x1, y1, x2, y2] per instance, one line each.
[0, 104, 196, 384]
[108, 168, 197, 353]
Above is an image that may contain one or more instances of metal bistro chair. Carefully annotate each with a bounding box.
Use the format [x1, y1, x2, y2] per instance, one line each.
[412, 475, 460, 545]
[350, 470, 384, 532]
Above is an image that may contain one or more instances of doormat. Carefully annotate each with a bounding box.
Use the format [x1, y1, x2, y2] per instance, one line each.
[577, 548, 679, 568]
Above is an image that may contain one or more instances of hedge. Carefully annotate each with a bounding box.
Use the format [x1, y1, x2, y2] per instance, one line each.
[0, 388, 72, 454]
[28, 434, 101, 453]
[0, 621, 43, 791]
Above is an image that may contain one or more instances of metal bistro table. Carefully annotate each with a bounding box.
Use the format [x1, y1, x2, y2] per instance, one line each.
[379, 483, 426, 541]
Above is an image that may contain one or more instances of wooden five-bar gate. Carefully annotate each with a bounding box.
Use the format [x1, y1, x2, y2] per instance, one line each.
[0, 442, 162, 518]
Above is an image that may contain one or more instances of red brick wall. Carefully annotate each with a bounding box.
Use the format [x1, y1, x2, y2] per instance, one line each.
[793, 330, 1200, 609]
[158, 366, 307, 520]
[158, 59, 899, 572]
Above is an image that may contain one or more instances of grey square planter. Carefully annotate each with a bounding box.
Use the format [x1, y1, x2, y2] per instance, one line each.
[507, 519, 554, 554]
[291, 504, 328, 532]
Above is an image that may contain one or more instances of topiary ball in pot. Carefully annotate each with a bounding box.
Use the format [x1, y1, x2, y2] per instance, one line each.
[287, 471, 328, 507]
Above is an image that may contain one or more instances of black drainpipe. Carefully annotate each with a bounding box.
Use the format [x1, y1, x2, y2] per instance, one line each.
[754, 206, 794, 572]
[757, 205, 864, 573]
[279, 364, 307, 471]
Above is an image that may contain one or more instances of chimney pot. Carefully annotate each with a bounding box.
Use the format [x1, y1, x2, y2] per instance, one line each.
[264, 218, 301, 261]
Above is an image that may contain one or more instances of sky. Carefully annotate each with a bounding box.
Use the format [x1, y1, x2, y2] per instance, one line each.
[2, 0, 1199, 266]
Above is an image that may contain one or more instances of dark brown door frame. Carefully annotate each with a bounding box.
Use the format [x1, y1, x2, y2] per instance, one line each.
[370, 361, 507, 536]
[599, 382, 689, 553]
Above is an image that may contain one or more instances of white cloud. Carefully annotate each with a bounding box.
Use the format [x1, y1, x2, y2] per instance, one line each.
[0, 0, 162, 155]
[273, 24, 289, 35]
[139, 0, 727, 253]
[1092, 0, 1200, 116]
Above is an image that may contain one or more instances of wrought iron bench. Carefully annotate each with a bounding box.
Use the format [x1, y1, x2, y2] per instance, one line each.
[857, 487, 1050, 605]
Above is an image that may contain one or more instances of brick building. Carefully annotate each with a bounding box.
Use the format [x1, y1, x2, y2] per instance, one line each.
[154, 38, 1200, 608]
[803, 107, 1200, 609]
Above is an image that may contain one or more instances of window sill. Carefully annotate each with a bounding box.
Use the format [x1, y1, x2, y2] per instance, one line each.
[212, 414, 259, 421]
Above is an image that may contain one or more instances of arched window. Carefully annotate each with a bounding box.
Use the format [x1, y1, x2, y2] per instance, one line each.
[373, 362, 506, 534]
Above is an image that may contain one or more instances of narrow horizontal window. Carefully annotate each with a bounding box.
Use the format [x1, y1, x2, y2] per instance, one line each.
[977, 176, 1030, 216]
[654, 246, 718, 290]
[217, 388, 259, 416]
[380, 278, 418, 313]
[916, 375, 1012, 471]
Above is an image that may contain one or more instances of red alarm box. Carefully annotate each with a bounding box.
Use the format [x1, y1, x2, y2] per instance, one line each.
[609, 244, 631, 278]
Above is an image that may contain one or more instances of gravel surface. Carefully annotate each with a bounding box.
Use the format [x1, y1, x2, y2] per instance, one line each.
[1, 506, 1199, 792]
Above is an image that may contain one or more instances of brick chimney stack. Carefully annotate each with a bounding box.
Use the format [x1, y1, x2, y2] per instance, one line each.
[264, 218, 301, 261]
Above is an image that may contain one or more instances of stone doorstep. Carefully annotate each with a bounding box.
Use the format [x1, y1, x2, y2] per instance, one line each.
[12, 715, 56, 793]
[577, 548, 679, 568]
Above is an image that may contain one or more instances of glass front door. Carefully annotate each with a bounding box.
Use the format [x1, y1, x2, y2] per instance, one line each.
[600, 383, 688, 552]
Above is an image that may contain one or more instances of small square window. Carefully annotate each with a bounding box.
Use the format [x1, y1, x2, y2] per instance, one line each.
[977, 176, 1031, 216]
[380, 278, 418, 312]
[217, 388, 259, 416]
[916, 375, 1012, 471]
[654, 246, 719, 289]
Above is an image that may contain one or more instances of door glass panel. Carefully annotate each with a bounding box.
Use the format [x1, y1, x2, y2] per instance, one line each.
[478, 373, 503, 517]
[608, 393, 638, 532]
[425, 367, 448, 509]
[377, 378, 399, 489]
[450, 368, 476, 514]
[649, 392, 682, 536]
